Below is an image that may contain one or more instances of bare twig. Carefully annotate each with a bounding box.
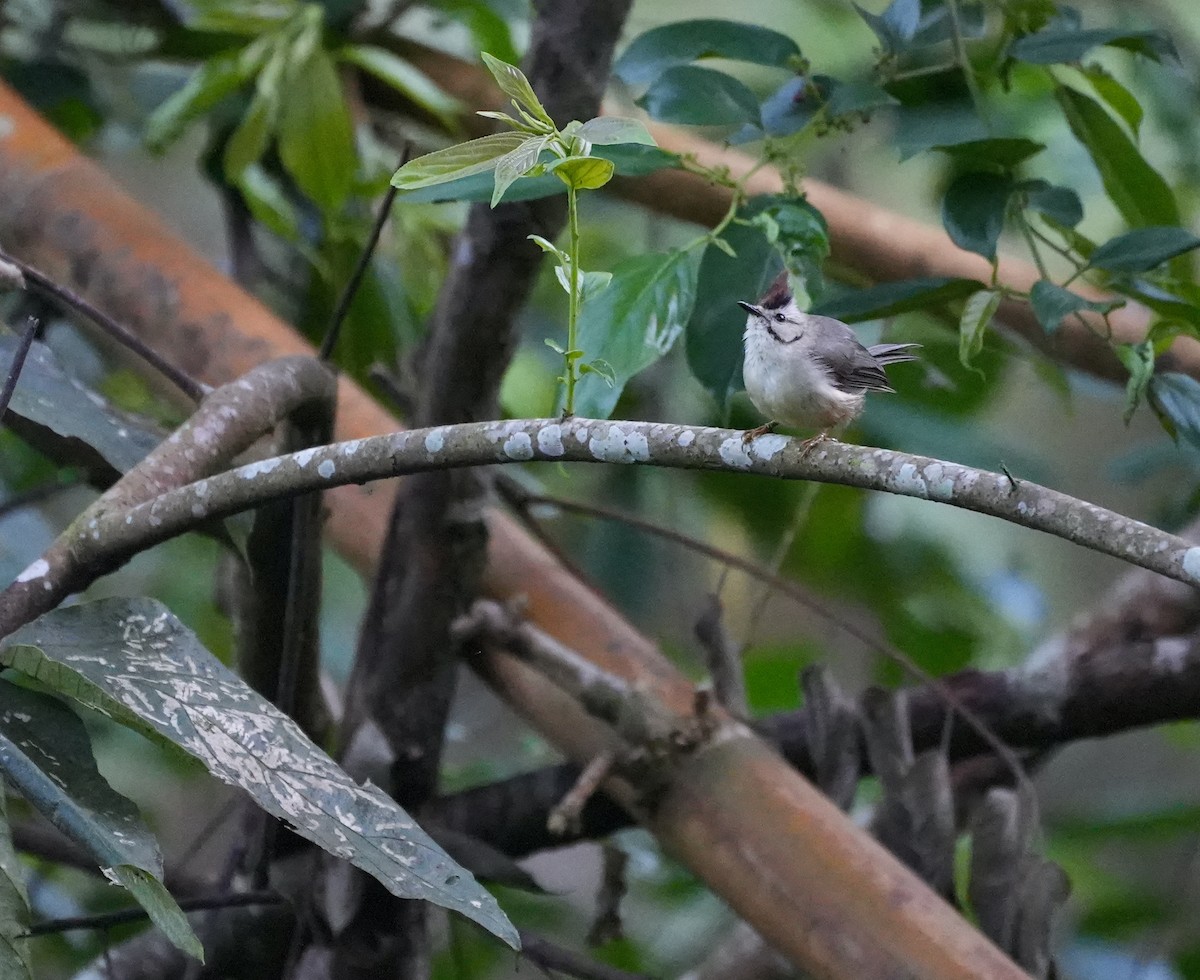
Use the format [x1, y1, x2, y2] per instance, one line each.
[0, 315, 38, 424]
[23, 890, 283, 936]
[0, 248, 205, 402]
[693, 593, 748, 718]
[548, 750, 618, 838]
[518, 929, 651, 980]
[318, 171, 403, 362]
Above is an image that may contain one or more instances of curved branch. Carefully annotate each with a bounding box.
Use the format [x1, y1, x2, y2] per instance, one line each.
[4, 417, 1197, 637]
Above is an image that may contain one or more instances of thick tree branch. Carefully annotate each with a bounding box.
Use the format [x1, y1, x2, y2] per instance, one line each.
[3, 417, 1194, 639]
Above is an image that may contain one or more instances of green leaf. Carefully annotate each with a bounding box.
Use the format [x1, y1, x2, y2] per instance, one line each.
[1115, 341, 1154, 423]
[277, 41, 357, 217]
[854, 0, 920, 53]
[0, 794, 32, 979]
[1088, 227, 1200, 273]
[1020, 181, 1083, 228]
[529, 234, 568, 263]
[1010, 24, 1176, 65]
[0, 331, 163, 476]
[824, 80, 899, 119]
[555, 267, 612, 303]
[145, 46, 263, 151]
[813, 277, 986, 321]
[574, 250, 700, 418]
[393, 142, 678, 204]
[941, 172, 1014, 262]
[931, 137, 1045, 169]
[1080, 65, 1143, 137]
[236, 164, 301, 240]
[686, 209, 779, 407]
[0, 599, 520, 949]
[575, 116, 656, 147]
[1029, 280, 1122, 333]
[637, 65, 761, 126]
[1149, 372, 1200, 449]
[481, 52, 553, 129]
[1055, 86, 1179, 230]
[440, 1, 519, 65]
[391, 132, 528, 192]
[491, 135, 550, 207]
[613, 19, 800, 86]
[959, 289, 1001, 368]
[549, 156, 615, 191]
[1112, 282, 1200, 331]
[223, 89, 273, 179]
[339, 45, 463, 129]
[0, 681, 203, 960]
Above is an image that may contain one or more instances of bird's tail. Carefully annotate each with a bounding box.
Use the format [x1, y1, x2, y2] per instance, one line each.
[868, 342, 922, 365]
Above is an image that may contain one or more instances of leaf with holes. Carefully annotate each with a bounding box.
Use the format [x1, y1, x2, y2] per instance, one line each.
[0, 599, 519, 949]
[574, 250, 700, 418]
[0, 680, 202, 959]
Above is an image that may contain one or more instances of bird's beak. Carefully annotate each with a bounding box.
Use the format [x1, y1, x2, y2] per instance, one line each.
[738, 301, 764, 318]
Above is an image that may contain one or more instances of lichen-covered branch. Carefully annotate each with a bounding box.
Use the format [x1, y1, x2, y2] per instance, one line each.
[4, 417, 1195, 640]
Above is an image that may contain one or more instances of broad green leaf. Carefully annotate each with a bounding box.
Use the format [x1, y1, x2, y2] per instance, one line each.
[1112, 282, 1200, 331]
[1115, 341, 1154, 423]
[1056, 86, 1179, 230]
[0, 331, 163, 476]
[491, 135, 549, 207]
[813, 277, 986, 321]
[686, 208, 780, 407]
[223, 89, 273, 179]
[0, 599, 519, 949]
[932, 137, 1045, 169]
[1010, 25, 1175, 65]
[1149, 372, 1200, 449]
[339, 44, 463, 128]
[941, 172, 1014, 262]
[481, 52, 553, 129]
[1088, 227, 1200, 273]
[637, 65, 761, 126]
[1029, 280, 1122, 333]
[613, 19, 800, 86]
[550, 156, 615, 191]
[0, 681, 202, 960]
[0, 794, 32, 979]
[893, 103, 989, 161]
[1079, 65, 1143, 138]
[394, 143, 678, 204]
[440, 2, 519, 66]
[574, 250, 700, 418]
[391, 132, 528, 192]
[145, 45, 264, 151]
[575, 117, 656, 147]
[959, 289, 1001, 368]
[278, 39, 357, 217]
[237, 164, 301, 241]
[1020, 181, 1083, 228]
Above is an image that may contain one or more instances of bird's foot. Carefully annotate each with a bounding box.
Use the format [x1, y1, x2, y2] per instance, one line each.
[742, 421, 777, 446]
[796, 431, 832, 459]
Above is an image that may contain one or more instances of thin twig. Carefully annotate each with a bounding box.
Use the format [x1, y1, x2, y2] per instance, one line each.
[0, 248, 206, 403]
[548, 750, 617, 837]
[587, 844, 628, 947]
[23, 890, 283, 936]
[0, 316, 39, 424]
[318, 153, 406, 362]
[517, 929, 652, 980]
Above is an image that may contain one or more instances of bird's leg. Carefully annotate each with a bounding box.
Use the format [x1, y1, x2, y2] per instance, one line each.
[741, 421, 777, 445]
[796, 431, 832, 458]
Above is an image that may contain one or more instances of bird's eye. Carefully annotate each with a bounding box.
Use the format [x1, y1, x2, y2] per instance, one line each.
[774, 312, 786, 322]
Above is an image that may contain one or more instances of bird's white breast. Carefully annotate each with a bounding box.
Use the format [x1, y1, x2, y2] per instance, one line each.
[742, 323, 864, 430]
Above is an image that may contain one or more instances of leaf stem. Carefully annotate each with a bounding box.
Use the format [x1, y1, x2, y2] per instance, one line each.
[564, 184, 581, 416]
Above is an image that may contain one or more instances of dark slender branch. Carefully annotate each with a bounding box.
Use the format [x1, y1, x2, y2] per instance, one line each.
[23, 890, 283, 937]
[318, 171, 404, 362]
[0, 315, 38, 423]
[0, 248, 206, 403]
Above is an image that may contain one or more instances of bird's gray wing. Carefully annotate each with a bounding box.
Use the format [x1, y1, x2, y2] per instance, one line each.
[805, 316, 895, 393]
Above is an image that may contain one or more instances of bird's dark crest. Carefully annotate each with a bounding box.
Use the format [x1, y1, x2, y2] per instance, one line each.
[759, 269, 792, 310]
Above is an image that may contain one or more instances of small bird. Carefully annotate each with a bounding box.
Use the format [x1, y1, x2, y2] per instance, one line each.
[738, 272, 920, 447]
